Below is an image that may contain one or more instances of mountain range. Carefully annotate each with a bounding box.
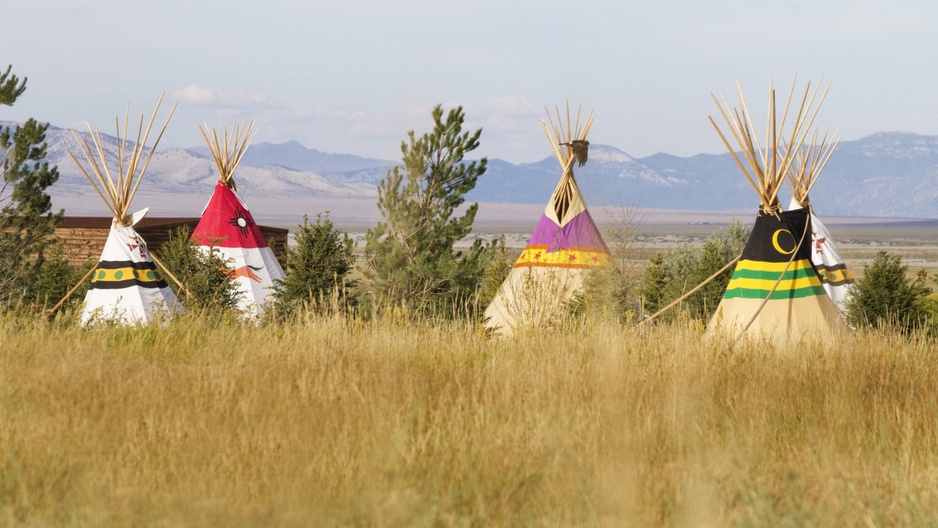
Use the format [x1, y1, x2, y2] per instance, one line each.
[6, 121, 938, 219]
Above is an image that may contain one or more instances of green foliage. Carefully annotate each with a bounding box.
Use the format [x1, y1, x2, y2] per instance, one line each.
[641, 220, 749, 322]
[0, 65, 27, 106]
[273, 213, 356, 316]
[0, 65, 63, 309]
[478, 235, 513, 309]
[688, 240, 733, 317]
[845, 251, 932, 332]
[575, 265, 642, 325]
[25, 244, 93, 310]
[642, 252, 669, 315]
[157, 227, 241, 313]
[364, 104, 492, 317]
[573, 209, 646, 325]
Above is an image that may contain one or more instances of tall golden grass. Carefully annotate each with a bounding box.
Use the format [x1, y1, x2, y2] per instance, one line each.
[3, 312, 938, 526]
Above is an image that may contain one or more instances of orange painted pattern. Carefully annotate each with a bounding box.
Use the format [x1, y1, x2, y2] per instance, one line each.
[513, 244, 611, 269]
[229, 265, 263, 283]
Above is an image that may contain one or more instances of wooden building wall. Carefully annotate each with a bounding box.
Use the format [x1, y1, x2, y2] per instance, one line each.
[54, 217, 289, 269]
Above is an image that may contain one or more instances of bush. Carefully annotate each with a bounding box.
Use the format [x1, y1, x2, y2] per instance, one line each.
[273, 213, 356, 317]
[1, 66, 63, 309]
[641, 220, 749, 322]
[477, 235, 513, 310]
[156, 227, 241, 313]
[845, 250, 932, 332]
[25, 244, 94, 311]
[642, 252, 669, 315]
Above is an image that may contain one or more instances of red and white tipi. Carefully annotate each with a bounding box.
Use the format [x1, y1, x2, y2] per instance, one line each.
[191, 121, 285, 316]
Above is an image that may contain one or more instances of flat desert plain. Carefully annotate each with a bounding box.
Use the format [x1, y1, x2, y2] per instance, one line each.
[333, 202, 938, 278]
[54, 190, 938, 277]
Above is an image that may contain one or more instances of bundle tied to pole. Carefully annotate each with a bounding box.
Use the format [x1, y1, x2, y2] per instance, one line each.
[539, 102, 594, 223]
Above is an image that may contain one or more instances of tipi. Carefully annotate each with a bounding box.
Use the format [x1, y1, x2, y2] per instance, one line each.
[190, 121, 285, 316]
[483, 104, 612, 334]
[705, 79, 847, 341]
[68, 96, 181, 325]
[786, 130, 855, 312]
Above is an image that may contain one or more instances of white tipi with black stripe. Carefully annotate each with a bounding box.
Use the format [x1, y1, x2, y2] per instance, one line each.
[68, 95, 182, 325]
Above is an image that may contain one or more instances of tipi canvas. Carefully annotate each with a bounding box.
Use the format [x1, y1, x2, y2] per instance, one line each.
[68, 96, 181, 325]
[191, 121, 285, 316]
[484, 105, 611, 334]
[704, 79, 847, 341]
[711, 206, 844, 339]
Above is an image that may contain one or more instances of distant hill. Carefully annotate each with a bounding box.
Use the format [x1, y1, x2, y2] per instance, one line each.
[6, 120, 938, 219]
[20, 124, 377, 215]
[470, 134, 938, 218]
[189, 140, 395, 176]
[208, 131, 938, 217]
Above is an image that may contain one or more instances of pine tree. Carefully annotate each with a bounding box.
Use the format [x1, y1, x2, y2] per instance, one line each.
[26, 245, 94, 310]
[687, 240, 729, 318]
[845, 251, 932, 332]
[642, 252, 668, 315]
[0, 65, 63, 308]
[273, 213, 355, 315]
[640, 220, 749, 322]
[364, 105, 491, 316]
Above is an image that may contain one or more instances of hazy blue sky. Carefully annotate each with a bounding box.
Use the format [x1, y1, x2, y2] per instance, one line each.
[4, 0, 937, 163]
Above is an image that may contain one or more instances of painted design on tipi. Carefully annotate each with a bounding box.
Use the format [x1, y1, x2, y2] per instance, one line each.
[704, 79, 847, 341]
[68, 95, 182, 325]
[192, 121, 285, 316]
[484, 104, 611, 335]
[514, 206, 611, 270]
[722, 208, 827, 301]
[82, 210, 180, 325]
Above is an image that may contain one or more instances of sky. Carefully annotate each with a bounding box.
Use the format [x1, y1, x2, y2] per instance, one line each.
[4, 0, 938, 164]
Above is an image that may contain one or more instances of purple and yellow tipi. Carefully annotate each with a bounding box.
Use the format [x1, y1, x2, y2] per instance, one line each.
[483, 105, 611, 334]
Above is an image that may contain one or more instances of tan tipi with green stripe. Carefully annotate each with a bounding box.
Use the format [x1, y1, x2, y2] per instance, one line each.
[705, 78, 847, 341]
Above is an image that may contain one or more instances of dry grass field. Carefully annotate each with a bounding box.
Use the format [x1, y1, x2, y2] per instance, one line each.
[3, 311, 938, 526]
